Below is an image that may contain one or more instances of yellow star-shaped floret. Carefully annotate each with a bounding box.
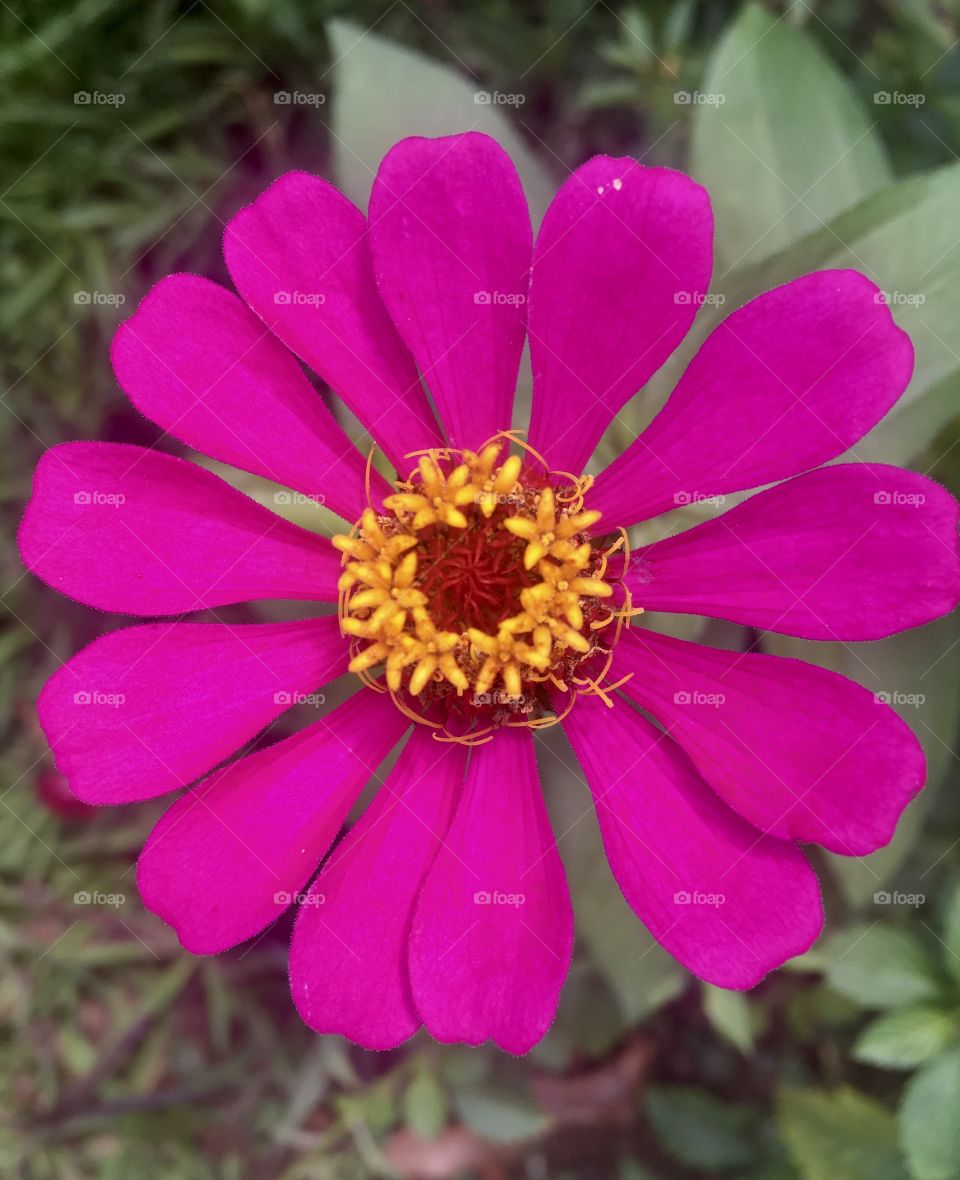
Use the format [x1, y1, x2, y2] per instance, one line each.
[502, 486, 603, 569]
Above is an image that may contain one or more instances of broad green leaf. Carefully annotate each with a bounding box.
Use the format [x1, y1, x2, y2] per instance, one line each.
[327, 20, 554, 224]
[646, 1086, 755, 1170]
[940, 879, 960, 984]
[703, 983, 755, 1053]
[778, 1086, 908, 1180]
[536, 726, 686, 1021]
[854, 1006, 959, 1069]
[766, 614, 960, 908]
[404, 1067, 448, 1141]
[455, 1089, 551, 1144]
[900, 1046, 960, 1180]
[822, 924, 944, 1009]
[691, 3, 890, 272]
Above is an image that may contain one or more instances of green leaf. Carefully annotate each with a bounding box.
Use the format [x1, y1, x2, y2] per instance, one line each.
[855, 1006, 959, 1069]
[327, 20, 555, 225]
[766, 614, 960, 908]
[646, 1086, 755, 1170]
[778, 1086, 908, 1180]
[940, 880, 960, 984]
[536, 726, 685, 1021]
[703, 983, 755, 1053]
[900, 1046, 960, 1180]
[691, 3, 890, 272]
[822, 924, 944, 1009]
[455, 1089, 551, 1145]
[404, 1067, 448, 1141]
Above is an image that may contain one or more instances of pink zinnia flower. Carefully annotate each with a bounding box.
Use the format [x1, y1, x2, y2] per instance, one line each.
[19, 133, 960, 1054]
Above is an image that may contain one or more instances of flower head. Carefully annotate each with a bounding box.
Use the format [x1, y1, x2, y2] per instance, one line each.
[19, 132, 960, 1054]
[335, 440, 617, 725]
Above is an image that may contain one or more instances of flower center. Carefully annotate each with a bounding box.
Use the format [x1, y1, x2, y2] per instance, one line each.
[333, 438, 628, 734]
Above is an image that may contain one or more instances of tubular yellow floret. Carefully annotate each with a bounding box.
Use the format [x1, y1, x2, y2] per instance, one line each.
[334, 433, 629, 733]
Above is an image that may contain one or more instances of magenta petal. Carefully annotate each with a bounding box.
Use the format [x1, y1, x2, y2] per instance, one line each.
[612, 628, 924, 855]
[625, 464, 960, 640]
[562, 694, 823, 988]
[290, 728, 467, 1049]
[368, 133, 532, 448]
[223, 171, 441, 471]
[38, 618, 348, 805]
[111, 273, 386, 522]
[137, 689, 408, 953]
[408, 727, 573, 1054]
[527, 157, 713, 474]
[18, 443, 341, 615]
[589, 270, 914, 526]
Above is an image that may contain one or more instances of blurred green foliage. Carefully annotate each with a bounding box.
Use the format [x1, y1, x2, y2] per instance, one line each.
[3, 0, 960, 1177]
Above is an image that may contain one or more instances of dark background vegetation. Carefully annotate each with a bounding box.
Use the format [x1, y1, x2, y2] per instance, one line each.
[2, 1, 960, 1176]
